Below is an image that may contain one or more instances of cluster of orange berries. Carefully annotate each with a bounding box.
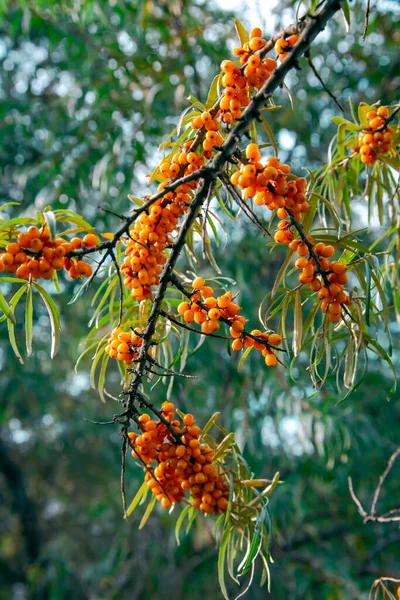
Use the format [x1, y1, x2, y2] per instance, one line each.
[121, 182, 197, 302]
[353, 106, 394, 165]
[230, 144, 308, 243]
[177, 276, 241, 335]
[128, 402, 230, 515]
[0, 225, 95, 280]
[158, 141, 206, 176]
[289, 239, 351, 323]
[105, 326, 146, 365]
[274, 34, 300, 61]
[191, 112, 226, 152]
[177, 277, 281, 367]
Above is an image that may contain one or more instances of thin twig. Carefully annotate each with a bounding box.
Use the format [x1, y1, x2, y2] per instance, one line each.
[348, 448, 400, 524]
[305, 52, 344, 112]
[160, 309, 232, 340]
[371, 448, 400, 516]
[170, 272, 286, 353]
[363, 0, 371, 41]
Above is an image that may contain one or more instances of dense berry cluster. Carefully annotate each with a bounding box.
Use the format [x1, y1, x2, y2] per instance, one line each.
[121, 182, 197, 301]
[353, 106, 394, 165]
[289, 240, 351, 322]
[128, 402, 230, 514]
[122, 27, 283, 304]
[274, 34, 300, 61]
[230, 144, 308, 242]
[105, 327, 146, 365]
[0, 225, 95, 280]
[177, 277, 281, 366]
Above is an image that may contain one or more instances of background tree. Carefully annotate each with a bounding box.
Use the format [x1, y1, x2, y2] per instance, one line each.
[0, 1, 399, 599]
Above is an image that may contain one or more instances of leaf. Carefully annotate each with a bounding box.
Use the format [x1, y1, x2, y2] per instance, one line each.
[32, 282, 61, 358]
[138, 494, 157, 530]
[271, 249, 294, 298]
[238, 510, 265, 577]
[292, 290, 302, 357]
[0, 288, 16, 324]
[341, 0, 351, 31]
[238, 346, 253, 372]
[125, 481, 148, 519]
[97, 352, 110, 403]
[7, 285, 27, 364]
[0, 217, 37, 234]
[259, 116, 278, 157]
[343, 334, 357, 389]
[234, 18, 248, 46]
[218, 526, 232, 600]
[68, 277, 92, 305]
[206, 74, 220, 110]
[44, 210, 57, 240]
[54, 209, 94, 232]
[25, 284, 33, 357]
[213, 433, 236, 461]
[365, 259, 371, 327]
[201, 412, 221, 436]
[175, 505, 191, 546]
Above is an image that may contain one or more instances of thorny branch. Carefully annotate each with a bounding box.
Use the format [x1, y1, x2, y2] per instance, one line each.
[169, 272, 286, 354]
[70, 0, 345, 509]
[348, 448, 400, 524]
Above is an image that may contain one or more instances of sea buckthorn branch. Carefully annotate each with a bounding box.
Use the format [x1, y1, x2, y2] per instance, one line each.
[119, 5, 339, 408]
[159, 308, 232, 340]
[65, 166, 212, 261]
[285, 208, 332, 287]
[146, 356, 199, 378]
[220, 173, 274, 239]
[170, 273, 285, 355]
[184, 20, 305, 154]
[375, 103, 400, 131]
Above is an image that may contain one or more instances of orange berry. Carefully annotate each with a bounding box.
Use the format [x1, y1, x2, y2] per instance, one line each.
[245, 143, 261, 162]
[232, 339, 243, 351]
[208, 308, 221, 321]
[83, 233, 98, 248]
[183, 414, 195, 427]
[192, 277, 205, 290]
[265, 354, 277, 367]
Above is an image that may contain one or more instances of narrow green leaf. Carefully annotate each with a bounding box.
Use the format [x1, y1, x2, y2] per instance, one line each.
[175, 505, 191, 546]
[32, 282, 61, 358]
[206, 74, 220, 110]
[238, 345, 253, 372]
[234, 18, 248, 46]
[7, 285, 27, 364]
[259, 116, 278, 156]
[125, 481, 148, 519]
[201, 412, 221, 436]
[213, 433, 236, 461]
[341, 0, 351, 31]
[271, 249, 294, 298]
[25, 284, 33, 357]
[292, 290, 302, 357]
[0, 288, 16, 324]
[365, 260, 371, 326]
[218, 526, 232, 600]
[138, 494, 157, 530]
[44, 210, 57, 240]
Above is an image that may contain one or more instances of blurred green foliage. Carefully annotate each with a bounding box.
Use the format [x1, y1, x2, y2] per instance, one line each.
[1, 1, 399, 599]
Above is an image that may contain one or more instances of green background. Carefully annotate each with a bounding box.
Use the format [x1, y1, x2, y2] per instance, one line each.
[1, 1, 399, 598]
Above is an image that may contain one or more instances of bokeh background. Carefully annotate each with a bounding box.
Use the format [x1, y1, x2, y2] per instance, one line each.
[1, 1, 400, 598]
